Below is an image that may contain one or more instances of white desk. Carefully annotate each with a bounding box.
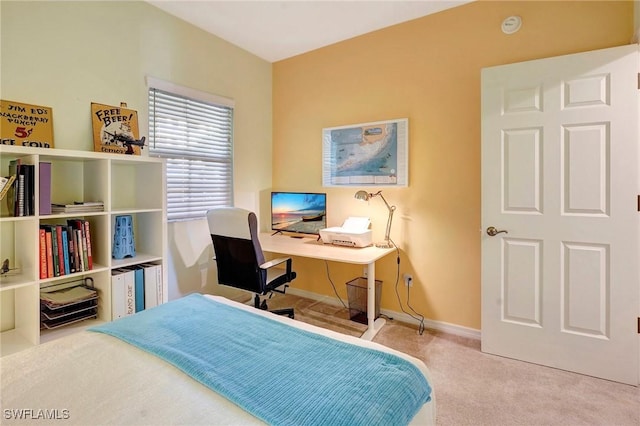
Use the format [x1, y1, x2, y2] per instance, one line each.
[259, 232, 395, 340]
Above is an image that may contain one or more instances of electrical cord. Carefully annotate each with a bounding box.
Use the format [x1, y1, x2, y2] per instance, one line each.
[323, 238, 425, 334]
[389, 238, 425, 335]
[324, 260, 348, 309]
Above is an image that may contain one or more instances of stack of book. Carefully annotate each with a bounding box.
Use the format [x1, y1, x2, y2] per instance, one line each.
[51, 201, 104, 214]
[39, 220, 94, 279]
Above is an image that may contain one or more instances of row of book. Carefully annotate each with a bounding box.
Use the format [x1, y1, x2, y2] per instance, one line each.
[39, 220, 93, 279]
[111, 263, 163, 319]
[6, 159, 36, 217]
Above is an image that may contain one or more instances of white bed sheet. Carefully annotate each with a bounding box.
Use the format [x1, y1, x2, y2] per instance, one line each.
[0, 295, 435, 425]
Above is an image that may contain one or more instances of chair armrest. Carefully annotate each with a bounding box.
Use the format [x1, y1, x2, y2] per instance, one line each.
[260, 257, 291, 270]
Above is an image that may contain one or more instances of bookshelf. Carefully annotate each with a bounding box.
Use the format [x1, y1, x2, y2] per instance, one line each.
[0, 145, 167, 356]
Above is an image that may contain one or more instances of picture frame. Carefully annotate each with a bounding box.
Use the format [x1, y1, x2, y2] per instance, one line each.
[322, 118, 408, 187]
[91, 102, 143, 155]
[0, 100, 54, 149]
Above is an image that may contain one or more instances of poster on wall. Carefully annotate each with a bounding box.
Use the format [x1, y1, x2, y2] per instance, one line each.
[91, 102, 145, 155]
[322, 118, 408, 187]
[0, 100, 54, 148]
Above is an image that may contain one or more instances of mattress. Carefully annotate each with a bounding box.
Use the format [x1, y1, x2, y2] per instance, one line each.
[0, 294, 435, 425]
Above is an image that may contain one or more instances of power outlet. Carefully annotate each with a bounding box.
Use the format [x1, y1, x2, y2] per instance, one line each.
[403, 273, 413, 287]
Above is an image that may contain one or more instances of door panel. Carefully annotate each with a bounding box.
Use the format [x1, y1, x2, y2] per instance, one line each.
[481, 45, 639, 385]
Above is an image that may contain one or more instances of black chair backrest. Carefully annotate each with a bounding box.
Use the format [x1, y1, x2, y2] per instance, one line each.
[207, 208, 267, 293]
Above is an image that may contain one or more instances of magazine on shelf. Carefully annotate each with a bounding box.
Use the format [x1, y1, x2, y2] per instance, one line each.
[51, 201, 104, 214]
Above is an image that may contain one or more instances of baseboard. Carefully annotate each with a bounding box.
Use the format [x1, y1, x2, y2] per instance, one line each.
[287, 287, 481, 341]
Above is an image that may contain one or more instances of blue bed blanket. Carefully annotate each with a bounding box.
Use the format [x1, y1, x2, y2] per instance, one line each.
[90, 293, 431, 426]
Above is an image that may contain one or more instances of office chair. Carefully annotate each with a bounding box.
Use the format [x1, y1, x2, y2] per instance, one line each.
[206, 207, 296, 318]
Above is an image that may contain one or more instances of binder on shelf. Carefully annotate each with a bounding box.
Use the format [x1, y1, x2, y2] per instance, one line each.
[111, 270, 126, 320]
[39, 162, 52, 215]
[112, 268, 136, 318]
[141, 262, 163, 308]
[134, 267, 144, 312]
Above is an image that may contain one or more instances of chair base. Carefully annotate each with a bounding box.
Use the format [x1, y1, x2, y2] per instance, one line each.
[254, 294, 295, 319]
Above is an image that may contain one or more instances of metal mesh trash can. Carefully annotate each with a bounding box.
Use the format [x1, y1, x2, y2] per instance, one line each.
[346, 277, 382, 324]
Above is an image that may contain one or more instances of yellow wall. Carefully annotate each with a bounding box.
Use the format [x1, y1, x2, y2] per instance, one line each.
[1, 1, 273, 300]
[272, 1, 633, 329]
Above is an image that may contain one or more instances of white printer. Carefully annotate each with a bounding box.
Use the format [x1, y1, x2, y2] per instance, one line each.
[319, 217, 372, 248]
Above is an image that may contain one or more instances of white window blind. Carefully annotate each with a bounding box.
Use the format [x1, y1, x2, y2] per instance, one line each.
[148, 84, 233, 222]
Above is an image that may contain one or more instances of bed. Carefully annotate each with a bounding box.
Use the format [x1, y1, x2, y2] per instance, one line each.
[0, 294, 435, 425]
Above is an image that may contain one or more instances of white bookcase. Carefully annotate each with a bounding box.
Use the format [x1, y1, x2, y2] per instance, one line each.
[0, 145, 167, 357]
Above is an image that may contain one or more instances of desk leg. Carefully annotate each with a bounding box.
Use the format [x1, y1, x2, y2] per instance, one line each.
[360, 262, 386, 340]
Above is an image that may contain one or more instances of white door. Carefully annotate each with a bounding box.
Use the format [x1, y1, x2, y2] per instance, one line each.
[481, 45, 639, 385]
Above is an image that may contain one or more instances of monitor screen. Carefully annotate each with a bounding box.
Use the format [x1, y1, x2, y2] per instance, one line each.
[271, 192, 327, 235]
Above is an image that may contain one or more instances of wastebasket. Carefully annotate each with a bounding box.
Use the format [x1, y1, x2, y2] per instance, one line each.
[346, 277, 382, 324]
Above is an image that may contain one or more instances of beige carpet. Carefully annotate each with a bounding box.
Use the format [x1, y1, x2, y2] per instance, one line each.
[265, 293, 640, 426]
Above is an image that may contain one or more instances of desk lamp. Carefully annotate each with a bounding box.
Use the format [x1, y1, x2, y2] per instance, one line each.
[354, 190, 396, 249]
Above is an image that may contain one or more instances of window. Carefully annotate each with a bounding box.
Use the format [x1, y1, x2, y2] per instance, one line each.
[147, 78, 234, 221]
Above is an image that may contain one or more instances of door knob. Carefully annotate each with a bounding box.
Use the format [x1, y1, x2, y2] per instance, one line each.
[486, 226, 508, 236]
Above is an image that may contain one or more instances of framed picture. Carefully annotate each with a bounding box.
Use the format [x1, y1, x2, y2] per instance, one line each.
[322, 118, 408, 187]
[91, 102, 144, 155]
[0, 100, 54, 148]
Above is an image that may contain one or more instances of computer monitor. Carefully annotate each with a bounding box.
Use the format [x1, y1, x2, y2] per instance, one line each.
[271, 192, 326, 235]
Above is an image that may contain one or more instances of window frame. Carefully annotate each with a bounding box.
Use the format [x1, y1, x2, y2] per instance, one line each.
[146, 76, 234, 222]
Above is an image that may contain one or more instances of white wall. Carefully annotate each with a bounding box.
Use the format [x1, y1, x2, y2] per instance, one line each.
[1, 1, 273, 300]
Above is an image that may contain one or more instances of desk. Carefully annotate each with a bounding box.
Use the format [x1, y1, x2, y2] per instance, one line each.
[259, 233, 395, 340]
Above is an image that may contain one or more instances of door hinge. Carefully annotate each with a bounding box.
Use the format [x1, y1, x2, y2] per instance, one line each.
[638, 317, 640, 334]
[637, 195, 640, 211]
[637, 73, 640, 90]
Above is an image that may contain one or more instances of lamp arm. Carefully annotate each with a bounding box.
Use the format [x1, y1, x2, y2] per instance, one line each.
[377, 192, 396, 243]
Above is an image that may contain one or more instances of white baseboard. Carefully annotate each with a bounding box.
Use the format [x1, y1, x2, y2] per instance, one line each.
[287, 287, 481, 341]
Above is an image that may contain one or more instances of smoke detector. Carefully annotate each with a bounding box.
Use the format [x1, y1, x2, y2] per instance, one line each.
[501, 16, 522, 34]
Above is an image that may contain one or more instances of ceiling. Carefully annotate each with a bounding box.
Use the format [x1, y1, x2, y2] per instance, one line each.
[146, 1, 473, 62]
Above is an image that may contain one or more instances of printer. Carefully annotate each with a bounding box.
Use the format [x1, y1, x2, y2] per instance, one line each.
[319, 217, 372, 248]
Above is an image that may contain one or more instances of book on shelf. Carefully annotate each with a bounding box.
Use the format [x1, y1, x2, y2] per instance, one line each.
[0, 175, 16, 201]
[25, 164, 34, 216]
[55, 225, 64, 276]
[61, 228, 71, 275]
[48, 225, 60, 277]
[39, 162, 52, 215]
[45, 228, 54, 278]
[84, 220, 93, 270]
[7, 158, 20, 216]
[39, 227, 47, 279]
[17, 168, 25, 216]
[51, 201, 104, 214]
